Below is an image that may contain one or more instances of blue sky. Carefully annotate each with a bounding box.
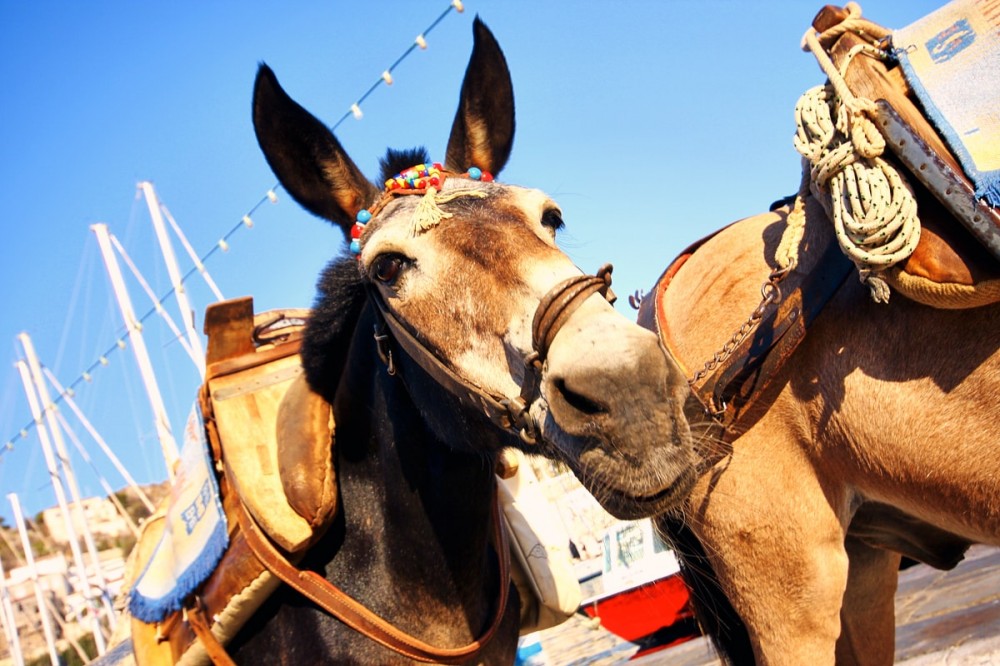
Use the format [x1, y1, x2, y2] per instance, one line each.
[0, 1, 941, 524]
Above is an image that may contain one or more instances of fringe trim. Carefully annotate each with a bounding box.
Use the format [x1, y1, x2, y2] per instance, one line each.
[977, 177, 1000, 209]
[127, 519, 229, 623]
[412, 187, 488, 234]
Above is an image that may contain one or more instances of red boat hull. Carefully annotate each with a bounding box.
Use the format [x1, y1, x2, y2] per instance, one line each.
[581, 574, 700, 658]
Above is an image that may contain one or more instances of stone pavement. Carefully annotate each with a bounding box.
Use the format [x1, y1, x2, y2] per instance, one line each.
[528, 545, 1000, 665]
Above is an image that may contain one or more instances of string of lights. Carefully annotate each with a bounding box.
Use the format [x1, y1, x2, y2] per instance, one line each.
[2, 0, 467, 460]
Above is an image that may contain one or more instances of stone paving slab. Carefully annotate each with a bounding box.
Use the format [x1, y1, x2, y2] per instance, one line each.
[528, 545, 1000, 665]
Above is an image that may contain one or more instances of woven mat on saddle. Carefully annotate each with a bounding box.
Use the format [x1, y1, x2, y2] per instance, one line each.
[806, 1, 1000, 308]
[121, 299, 334, 665]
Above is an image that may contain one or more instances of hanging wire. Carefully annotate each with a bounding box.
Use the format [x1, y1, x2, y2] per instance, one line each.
[1, 0, 467, 461]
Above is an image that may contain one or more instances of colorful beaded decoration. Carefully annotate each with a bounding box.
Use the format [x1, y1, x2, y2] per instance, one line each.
[351, 162, 493, 257]
[385, 162, 444, 191]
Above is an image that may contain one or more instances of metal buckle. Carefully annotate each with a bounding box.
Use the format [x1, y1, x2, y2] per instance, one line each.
[373, 324, 395, 376]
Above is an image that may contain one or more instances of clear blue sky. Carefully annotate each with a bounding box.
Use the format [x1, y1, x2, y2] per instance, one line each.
[0, 1, 941, 524]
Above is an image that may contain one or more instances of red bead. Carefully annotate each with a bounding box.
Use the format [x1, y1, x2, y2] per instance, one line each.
[351, 224, 363, 239]
[481, 172, 494, 182]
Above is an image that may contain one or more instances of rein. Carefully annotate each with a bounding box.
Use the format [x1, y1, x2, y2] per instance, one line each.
[172, 298, 515, 666]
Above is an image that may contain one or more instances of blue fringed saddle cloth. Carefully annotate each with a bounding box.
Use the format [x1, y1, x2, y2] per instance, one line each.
[892, 0, 1000, 207]
[127, 403, 228, 623]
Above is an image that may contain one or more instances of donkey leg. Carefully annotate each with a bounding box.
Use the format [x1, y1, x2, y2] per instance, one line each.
[690, 432, 851, 665]
[835, 536, 899, 666]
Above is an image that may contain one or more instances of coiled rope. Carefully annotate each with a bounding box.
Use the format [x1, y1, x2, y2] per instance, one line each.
[790, 2, 921, 302]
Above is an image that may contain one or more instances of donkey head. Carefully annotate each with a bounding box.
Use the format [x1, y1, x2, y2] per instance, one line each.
[252, 18, 696, 518]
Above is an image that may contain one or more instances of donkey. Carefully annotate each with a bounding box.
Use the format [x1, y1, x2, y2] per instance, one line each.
[220, 18, 696, 664]
[630, 3, 1000, 661]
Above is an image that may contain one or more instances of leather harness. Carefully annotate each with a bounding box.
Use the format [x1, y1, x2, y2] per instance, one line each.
[370, 264, 615, 445]
[640, 208, 854, 445]
[231, 478, 511, 664]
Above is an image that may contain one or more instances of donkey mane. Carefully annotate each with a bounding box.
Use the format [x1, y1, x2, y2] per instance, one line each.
[379, 147, 431, 184]
[301, 256, 367, 401]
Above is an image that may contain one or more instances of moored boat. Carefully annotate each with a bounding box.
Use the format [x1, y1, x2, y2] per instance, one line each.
[579, 519, 701, 658]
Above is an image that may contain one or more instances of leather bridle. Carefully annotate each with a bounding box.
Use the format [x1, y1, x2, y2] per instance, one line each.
[370, 263, 616, 445]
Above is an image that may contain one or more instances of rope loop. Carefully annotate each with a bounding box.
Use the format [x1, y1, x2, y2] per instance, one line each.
[792, 5, 920, 303]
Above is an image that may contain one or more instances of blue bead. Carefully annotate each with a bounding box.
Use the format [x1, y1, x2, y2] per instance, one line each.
[350, 240, 361, 254]
[468, 167, 482, 180]
[356, 209, 372, 223]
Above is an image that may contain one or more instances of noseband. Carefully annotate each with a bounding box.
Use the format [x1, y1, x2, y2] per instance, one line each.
[370, 263, 616, 445]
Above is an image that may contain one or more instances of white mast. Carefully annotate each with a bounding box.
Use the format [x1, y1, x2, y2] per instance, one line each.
[108, 234, 203, 373]
[7, 493, 62, 666]
[18, 333, 117, 631]
[138, 181, 206, 378]
[91, 222, 179, 478]
[159, 201, 225, 302]
[15, 362, 108, 655]
[0, 554, 25, 666]
[54, 408, 142, 538]
[43, 367, 156, 515]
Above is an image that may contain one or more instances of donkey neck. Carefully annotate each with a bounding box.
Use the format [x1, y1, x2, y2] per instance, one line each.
[308, 304, 511, 660]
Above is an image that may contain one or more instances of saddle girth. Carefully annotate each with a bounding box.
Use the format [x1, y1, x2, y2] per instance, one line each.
[638, 203, 853, 445]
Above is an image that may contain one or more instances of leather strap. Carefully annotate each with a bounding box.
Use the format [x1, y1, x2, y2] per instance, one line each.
[186, 598, 237, 666]
[693, 235, 852, 430]
[233, 472, 511, 664]
[373, 297, 526, 435]
[532, 264, 614, 361]
[643, 209, 852, 444]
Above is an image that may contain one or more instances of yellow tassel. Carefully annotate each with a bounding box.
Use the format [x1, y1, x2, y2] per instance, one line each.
[411, 187, 489, 235]
[413, 187, 450, 233]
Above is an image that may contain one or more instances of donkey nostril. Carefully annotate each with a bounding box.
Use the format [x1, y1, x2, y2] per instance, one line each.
[553, 378, 608, 416]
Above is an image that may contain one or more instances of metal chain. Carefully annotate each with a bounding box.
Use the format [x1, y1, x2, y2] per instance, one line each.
[691, 268, 790, 385]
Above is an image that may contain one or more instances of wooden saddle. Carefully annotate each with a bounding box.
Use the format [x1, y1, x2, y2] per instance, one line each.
[125, 297, 336, 666]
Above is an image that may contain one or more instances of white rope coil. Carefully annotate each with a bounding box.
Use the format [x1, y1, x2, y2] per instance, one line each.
[793, 12, 921, 303]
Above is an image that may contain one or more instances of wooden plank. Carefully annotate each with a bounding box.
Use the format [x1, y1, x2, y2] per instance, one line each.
[204, 297, 256, 371]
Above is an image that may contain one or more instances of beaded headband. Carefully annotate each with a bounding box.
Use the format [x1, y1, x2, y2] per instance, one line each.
[350, 162, 493, 256]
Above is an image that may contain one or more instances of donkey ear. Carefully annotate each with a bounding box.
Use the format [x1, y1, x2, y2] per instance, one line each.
[253, 64, 379, 237]
[444, 17, 515, 176]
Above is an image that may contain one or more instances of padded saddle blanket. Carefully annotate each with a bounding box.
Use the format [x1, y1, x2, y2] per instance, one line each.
[893, 0, 1000, 207]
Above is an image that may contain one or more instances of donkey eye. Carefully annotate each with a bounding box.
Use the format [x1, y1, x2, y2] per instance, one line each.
[370, 254, 408, 285]
[541, 209, 565, 232]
